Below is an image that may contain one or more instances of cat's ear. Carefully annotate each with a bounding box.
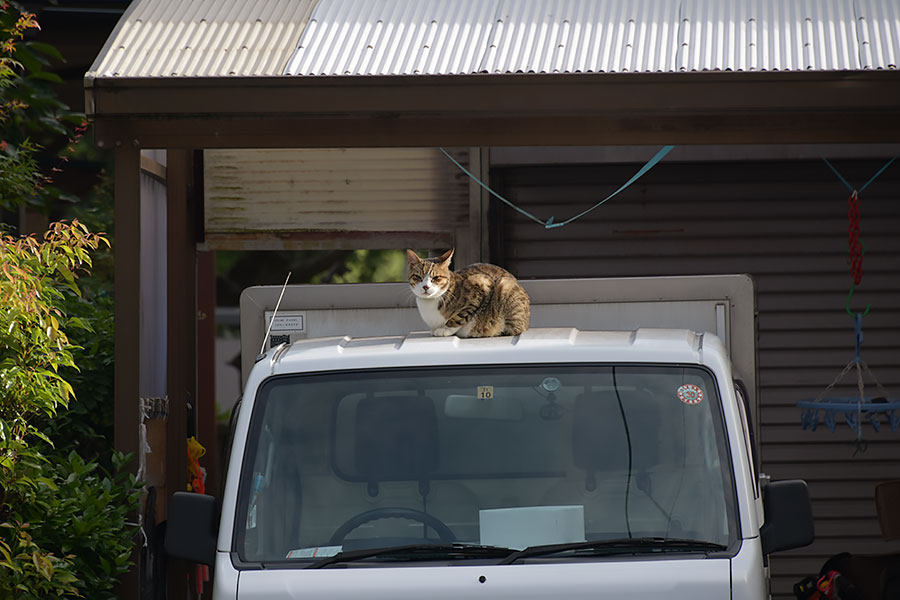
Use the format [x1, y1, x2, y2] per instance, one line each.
[407, 249, 422, 265]
[437, 248, 454, 267]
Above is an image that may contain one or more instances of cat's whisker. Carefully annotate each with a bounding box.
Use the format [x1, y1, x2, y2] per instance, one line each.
[400, 286, 417, 306]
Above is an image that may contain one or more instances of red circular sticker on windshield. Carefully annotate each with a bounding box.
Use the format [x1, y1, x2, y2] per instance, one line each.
[677, 384, 704, 405]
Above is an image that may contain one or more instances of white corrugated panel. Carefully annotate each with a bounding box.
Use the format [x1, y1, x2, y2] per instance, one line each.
[483, 0, 679, 73]
[857, 0, 900, 69]
[285, 0, 899, 75]
[203, 148, 469, 247]
[497, 157, 900, 598]
[87, 0, 899, 78]
[87, 0, 317, 77]
[679, 0, 860, 72]
[284, 0, 497, 75]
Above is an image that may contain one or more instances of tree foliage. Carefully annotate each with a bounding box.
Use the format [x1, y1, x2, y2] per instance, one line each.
[0, 220, 141, 600]
[0, 2, 86, 211]
[0, 220, 106, 454]
[0, 4, 141, 598]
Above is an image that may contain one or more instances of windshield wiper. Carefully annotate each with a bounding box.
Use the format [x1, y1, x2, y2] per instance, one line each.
[307, 543, 516, 569]
[498, 537, 727, 565]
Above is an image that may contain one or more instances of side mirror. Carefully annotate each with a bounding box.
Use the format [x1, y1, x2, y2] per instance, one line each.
[165, 492, 218, 565]
[760, 479, 815, 554]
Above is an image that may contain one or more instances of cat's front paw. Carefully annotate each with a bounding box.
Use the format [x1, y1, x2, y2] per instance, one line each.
[432, 327, 456, 337]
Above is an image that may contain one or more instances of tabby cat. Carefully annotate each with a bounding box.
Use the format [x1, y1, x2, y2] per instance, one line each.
[407, 249, 530, 338]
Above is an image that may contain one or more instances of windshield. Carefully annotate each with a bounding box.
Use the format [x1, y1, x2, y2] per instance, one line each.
[236, 364, 737, 563]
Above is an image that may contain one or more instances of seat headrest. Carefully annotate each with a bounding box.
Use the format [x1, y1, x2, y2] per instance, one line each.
[355, 395, 438, 482]
[572, 390, 661, 473]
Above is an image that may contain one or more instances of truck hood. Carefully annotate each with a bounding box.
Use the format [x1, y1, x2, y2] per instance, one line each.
[236, 557, 731, 599]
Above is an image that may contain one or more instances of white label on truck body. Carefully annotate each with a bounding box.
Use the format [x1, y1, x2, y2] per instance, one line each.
[265, 311, 306, 333]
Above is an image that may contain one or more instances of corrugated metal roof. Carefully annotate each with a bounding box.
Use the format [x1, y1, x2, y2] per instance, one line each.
[87, 0, 899, 78]
[87, 0, 317, 77]
[285, 0, 498, 76]
[678, 0, 860, 72]
[481, 0, 682, 74]
[286, 0, 900, 75]
[857, 0, 900, 69]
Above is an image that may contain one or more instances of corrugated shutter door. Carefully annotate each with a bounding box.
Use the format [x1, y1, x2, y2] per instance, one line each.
[204, 148, 469, 250]
[496, 159, 900, 598]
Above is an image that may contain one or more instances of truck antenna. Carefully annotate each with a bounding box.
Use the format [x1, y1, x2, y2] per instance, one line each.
[257, 272, 292, 362]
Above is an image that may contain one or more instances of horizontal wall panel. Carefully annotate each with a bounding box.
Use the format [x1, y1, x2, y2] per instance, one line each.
[204, 147, 469, 249]
[760, 367, 900, 389]
[507, 218, 900, 242]
[811, 520, 888, 539]
[497, 157, 900, 597]
[508, 239, 900, 260]
[760, 346, 900, 368]
[760, 311, 900, 331]
[760, 328, 900, 351]
[764, 442, 900, 463]
[763, 405, 900, 427]
[502, 255, 898, 278]
[773, 539, 900, 556]
[764, 462, 900, 481]
[814, 499, 897, 518]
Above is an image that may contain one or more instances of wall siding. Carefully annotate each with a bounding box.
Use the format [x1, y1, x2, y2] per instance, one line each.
[204, 147, 469, 250]
[496, 158, 900, 597]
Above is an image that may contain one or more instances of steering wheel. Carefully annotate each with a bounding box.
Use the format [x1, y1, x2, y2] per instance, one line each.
[328, 507, 456, 545]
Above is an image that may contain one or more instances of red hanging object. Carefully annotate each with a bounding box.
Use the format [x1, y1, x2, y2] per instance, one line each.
[847, 190, 863, 286]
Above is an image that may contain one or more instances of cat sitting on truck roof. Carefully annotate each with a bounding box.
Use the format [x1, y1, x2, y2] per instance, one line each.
[407, 249, 530, 338]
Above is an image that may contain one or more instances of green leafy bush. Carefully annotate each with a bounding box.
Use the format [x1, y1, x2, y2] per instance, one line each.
[1, 450, 141, 599]
[0, 521, 80, 598]
[0, 5, 141, 597]
[0, 220, 141, 599]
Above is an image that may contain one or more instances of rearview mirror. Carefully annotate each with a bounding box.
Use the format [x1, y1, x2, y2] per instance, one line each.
[165, 492, 218, 565]
[444, 394, 524, 421]
[760, 479, 815, 554]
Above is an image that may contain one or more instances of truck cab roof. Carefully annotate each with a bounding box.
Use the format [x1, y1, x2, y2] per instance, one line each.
[258, 328, 724, 377]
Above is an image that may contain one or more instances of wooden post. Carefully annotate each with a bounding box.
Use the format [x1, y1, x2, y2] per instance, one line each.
[166, 149, 196, 599]
[197, 251, 218, 498]
[114, 144, 142, 598]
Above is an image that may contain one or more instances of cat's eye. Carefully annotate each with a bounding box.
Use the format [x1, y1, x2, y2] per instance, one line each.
[410, 275, 421, 282]
[432, 276, 445, 284]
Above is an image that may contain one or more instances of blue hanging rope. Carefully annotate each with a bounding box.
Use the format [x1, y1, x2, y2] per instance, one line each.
[440, 148, 546, 227]
[440, 146, 674, 229]
[821, 156, 897, 194]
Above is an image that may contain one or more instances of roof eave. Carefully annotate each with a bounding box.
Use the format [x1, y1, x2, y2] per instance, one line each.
[85, 70, 900, 148]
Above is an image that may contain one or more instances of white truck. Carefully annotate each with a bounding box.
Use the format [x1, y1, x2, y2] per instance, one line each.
[166, 275, 814, 599]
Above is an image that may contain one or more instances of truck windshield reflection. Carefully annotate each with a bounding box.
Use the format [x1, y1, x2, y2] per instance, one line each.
[237, 364, 736, 564]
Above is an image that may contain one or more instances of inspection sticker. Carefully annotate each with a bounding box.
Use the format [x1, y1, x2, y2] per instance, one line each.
[677, 384, 704, 405]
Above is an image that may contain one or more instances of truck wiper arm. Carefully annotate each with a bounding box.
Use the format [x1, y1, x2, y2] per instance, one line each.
[307, 543, 516, 569]
[498, 537, 727, 565]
